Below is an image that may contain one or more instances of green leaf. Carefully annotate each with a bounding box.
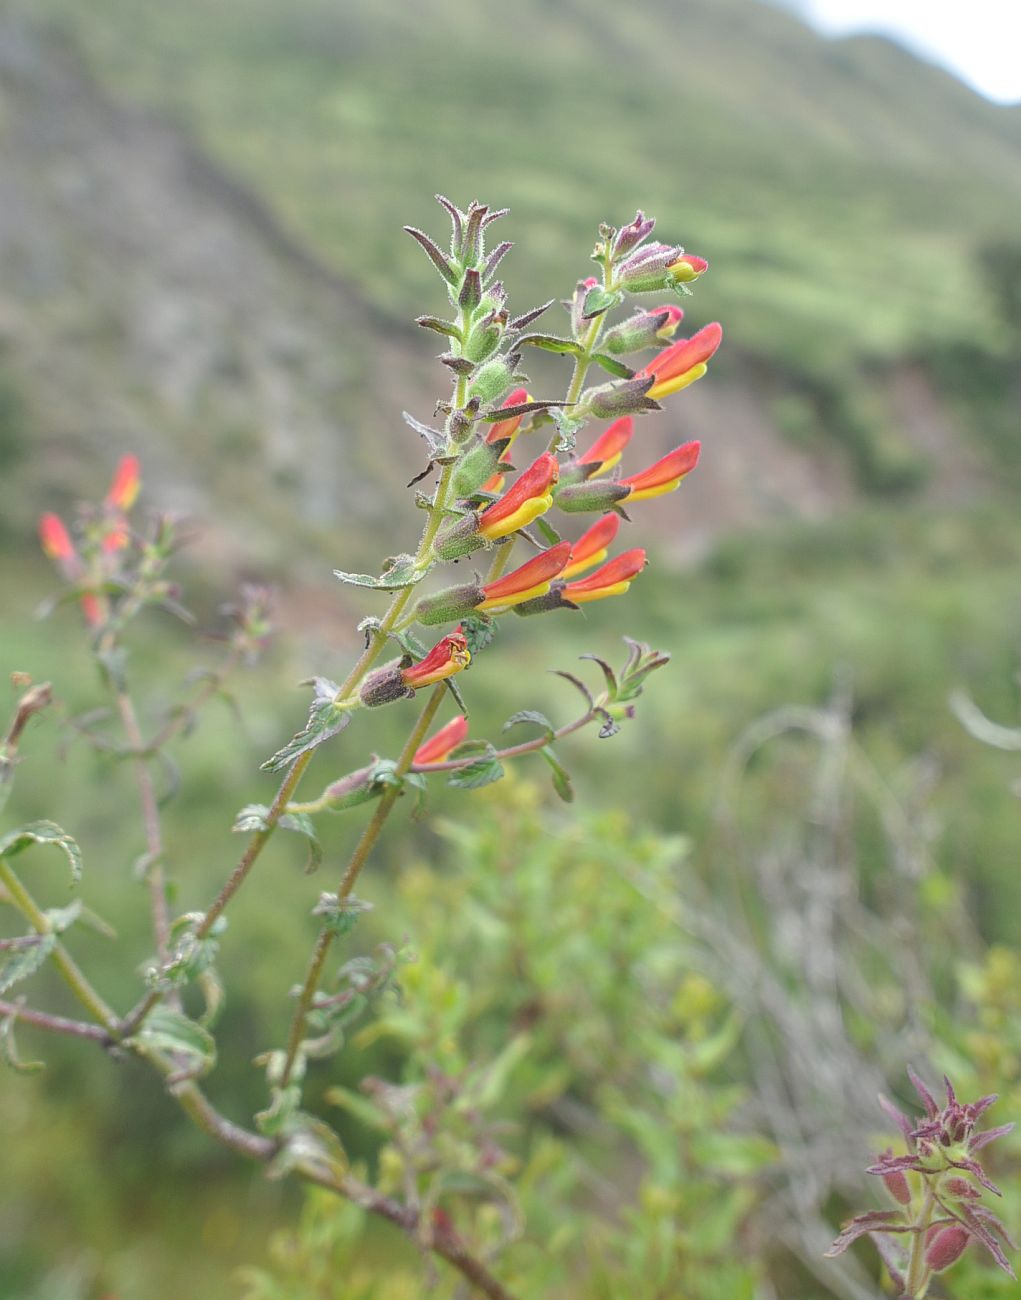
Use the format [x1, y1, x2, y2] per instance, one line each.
[234, 804, 322, 872]
[0, 1009, 44, 1074]
[333, 553, 425, 590]
[127, 1007, 217, 1079]
[261, 680, 352, 772]
[534, 517, 563, 547]
[43, 900, 82, 933]
[324, 1084, 390, 1133]
[580, 653, 618, 698]
[460, 613, 496, 656]
[541, 746, 574, 803]
[0, 821, 82, 885]
[0, 933, 56, 995]
[256, 1083, 303, 1137]
[517, 332, 583, 355]
[449, 754, 505, 790]
[390, 627, 431, 660]
[582, 285, 622, 320]
[592, 352, 634, 379]
[503, 710, 555, 741]
[312, 893, 374, 937]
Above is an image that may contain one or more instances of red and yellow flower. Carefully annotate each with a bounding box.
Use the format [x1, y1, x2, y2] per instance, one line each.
[402, 632, 472, 689]
[667, 253, 709, 283]
[563, 548, 647, 605]
[481, 387, 532, 494]
[561, 514, 620, 579]
[577, 417, 634, 477]
[414, 714, 469, 765]
[636, 322, 722, 400]
[619, 441, 701, 502]
[38, 513, 104, 626]
[106, 455, 141, 511]
[477, 452, 559, 541]
[476, 541, 572, 611]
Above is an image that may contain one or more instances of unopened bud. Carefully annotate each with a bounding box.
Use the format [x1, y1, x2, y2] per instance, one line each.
[555, 480, 630, 513]
[512, 582, 575, 616]
[883, 1171, 912, 1206]
[413, 581, 484, 626]
[580, 375, 658, 420]
[925, 1225, 971, 1273]
[603, 306, 683, 355]
[611, 211, 656, 262]
[360, 662, 414, 708]
[451, 435, 510, 498]
[433, 511, 484, 560]
[468, 358, 515, 405]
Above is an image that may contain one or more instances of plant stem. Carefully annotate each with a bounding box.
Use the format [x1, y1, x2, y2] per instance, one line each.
[0, 857, 119, 1031]
[0, 997, 115, 1045]
[905, 1183, 937, 1297]
[278, 684, 446, 1088]
[114, 687, 171, 962]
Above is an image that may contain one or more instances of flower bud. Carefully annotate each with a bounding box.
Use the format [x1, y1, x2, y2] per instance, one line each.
[611, 211, 656, 262]
[433, 511, 485, 561]
[581, 375, 658, 420]
[401, 632, 471, 689]
[414, 581, 485, 626]
[555, 480, 630, 514]
[617, 242, 683, 294]
[451, 434, 510, 499]
[468, 357, 515, 405]
[882, 1171, 912, 1206]
[360, 661, 415, 708]
[925, 1225, 971, 1273]
[603, 305, 684, 355]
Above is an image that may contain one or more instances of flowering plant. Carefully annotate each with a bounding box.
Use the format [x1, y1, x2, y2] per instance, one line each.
[3, 201, 725, 1297]
[826, 1069, 1016, 1296]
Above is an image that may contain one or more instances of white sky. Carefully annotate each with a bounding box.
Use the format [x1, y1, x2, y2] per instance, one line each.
[796, 1, 1021, 103]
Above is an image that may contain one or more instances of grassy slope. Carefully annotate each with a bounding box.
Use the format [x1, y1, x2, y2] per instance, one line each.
[28, 0, 1021, 372]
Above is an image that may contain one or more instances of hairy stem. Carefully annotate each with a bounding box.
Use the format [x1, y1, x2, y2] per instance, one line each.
[114, 687, 171, 962]
[0, 857, 119, 1031]
[0, 997, 115, 1045]
[905, 1182, 937, 1297]
[278, 684, 446, 1087]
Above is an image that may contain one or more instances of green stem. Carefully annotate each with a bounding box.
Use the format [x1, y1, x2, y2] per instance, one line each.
[278, 684, 446, 1088]
[905, 1183, 937, 1297]
[0, 857, 119, 1031]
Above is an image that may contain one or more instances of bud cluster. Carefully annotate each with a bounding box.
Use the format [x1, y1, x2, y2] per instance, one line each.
[826, 1070, 1016, 1295]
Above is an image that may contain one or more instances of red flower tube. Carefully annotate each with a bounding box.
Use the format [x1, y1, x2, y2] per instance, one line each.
[485, 387, 531, 445]
[401, 632, 472, 689]
[477, 541, 572, 611]
[619, 441, 701, 503]
[477, 452, 559, 541]
[577, 417, 634, 476]
[562, 514, 620, 579]
[39, 514, 77, 567]
[414, 715, 469, 765]
[563, 548, 647, 605]
[636, 322, 722, 400]
[105, 455, 141, 511]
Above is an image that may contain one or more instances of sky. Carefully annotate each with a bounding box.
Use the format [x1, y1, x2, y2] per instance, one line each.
[796, 1, 1021, 103]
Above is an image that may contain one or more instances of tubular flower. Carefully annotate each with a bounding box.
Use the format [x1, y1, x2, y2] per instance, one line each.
[477, 452, 559, 541]
[39, 514, 77, 568]
[563, 548, 647, 605]
[667, 253, 709, 283]
[619, 441, 701, 503]
[38, 513, 104, 627]
[105, 455, 141, 511]
[402, 632, 472, 689]
[577, 417, 634, 477]
[480, 387, 532, 494]
[414, 714, 469, 765]
[636, 322, 722, 400]
[562, 514, 620, 580]
[476, 541, 572, 611]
